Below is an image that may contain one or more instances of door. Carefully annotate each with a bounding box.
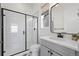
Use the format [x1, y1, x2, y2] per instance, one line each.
[3, 9, 25, 56]
[27, 16, 38, 49]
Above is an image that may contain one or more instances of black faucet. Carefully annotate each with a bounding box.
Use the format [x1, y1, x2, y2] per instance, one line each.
[57, 33, 63, 38]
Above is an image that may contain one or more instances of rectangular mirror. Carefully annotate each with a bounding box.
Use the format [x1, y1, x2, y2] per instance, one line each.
[50, 3, 79, 34]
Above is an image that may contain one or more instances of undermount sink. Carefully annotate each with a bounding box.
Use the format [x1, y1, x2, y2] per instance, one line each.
[49, 36, 77, 45]
[50, 37, 62, 39]
[40, 36, 79, 51]
[49, 37, 65, 41]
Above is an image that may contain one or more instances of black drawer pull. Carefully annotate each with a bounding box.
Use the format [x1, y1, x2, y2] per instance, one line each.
[51, 52, 53, 55]
[48, 50, 51, 53]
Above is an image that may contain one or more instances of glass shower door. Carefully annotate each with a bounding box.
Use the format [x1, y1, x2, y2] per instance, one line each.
[3, 9, 25, 56]
[27, 15, 38, 49]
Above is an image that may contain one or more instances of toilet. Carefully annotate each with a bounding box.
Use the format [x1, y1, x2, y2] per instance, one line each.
[30, 44, 40, 56]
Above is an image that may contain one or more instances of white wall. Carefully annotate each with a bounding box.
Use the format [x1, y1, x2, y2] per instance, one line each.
[63, 3, 79, 33]
[1, 3, 35, 15]
[36, 4, 53, 37]
[31, 3, 40, 16]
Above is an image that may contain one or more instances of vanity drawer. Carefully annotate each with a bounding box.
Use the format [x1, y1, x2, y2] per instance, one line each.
[40, 39, 75, 56]
[50, 42, 75, 56]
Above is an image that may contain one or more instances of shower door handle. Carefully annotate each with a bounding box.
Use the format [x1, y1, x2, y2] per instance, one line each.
[23, 31, 25, 35]
[34, 28, 36, 30]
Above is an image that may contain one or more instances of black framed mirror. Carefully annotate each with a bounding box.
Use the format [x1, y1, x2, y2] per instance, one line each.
[50, 3, 79, 34]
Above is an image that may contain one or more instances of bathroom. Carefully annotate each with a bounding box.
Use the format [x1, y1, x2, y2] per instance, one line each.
[1, 2, 79, 57]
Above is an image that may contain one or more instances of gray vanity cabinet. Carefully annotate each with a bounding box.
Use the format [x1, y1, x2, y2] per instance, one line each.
[40, 45, 61, 56]
[40, 45, 50, 56]
[40, 39, 76, 56]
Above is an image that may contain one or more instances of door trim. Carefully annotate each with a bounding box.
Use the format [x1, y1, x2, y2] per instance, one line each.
[1, 8, 4, 56]
[37, 17, 39, 44]
[1, 8, 38, 56]
[25, 14, 27, 50]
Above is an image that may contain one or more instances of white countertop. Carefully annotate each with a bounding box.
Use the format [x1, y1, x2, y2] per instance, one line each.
[40, 36, 79, 52]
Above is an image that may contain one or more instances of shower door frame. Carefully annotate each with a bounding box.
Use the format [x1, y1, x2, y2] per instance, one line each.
[1, 8, 38, 56]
